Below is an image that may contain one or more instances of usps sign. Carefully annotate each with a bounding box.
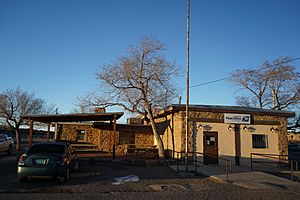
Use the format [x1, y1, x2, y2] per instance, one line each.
[224, 113, 251, 124]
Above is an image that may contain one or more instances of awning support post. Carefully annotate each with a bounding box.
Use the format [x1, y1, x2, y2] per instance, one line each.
[54, 123, 58, 141]
[113, 115, 117, 159]
[29, 120, 33, 146]
[47, 123, 51, 142]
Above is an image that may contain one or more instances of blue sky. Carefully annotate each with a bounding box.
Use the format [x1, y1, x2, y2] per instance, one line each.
[0, 0, 299, 119]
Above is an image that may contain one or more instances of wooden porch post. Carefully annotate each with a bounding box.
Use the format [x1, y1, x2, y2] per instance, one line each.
[47, 123, 51, 142]
[29, 120, 33, 146]
[234, 125, 241, 166]
[54, 123, 58, 141]
[113, 115, 117, 159]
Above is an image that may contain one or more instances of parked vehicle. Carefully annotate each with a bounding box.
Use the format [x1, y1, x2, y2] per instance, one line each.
[0, 134, 13, 155]
[5, 134, 14, 144]
[17, 142, 79, 182]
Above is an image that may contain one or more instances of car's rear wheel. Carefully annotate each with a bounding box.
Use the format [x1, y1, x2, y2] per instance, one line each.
[72, 160, 79, 172]
[18, 175, 28, 182]
[60, 167, 69, 183]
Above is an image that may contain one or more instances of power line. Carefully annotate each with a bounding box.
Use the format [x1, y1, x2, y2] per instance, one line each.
[190, 57, 300, 88]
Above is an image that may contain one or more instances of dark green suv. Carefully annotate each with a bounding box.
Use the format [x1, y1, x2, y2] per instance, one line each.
[17, 142, 78, 182]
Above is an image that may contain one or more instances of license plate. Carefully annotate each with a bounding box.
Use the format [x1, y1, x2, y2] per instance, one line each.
[34, 159, 48, 165]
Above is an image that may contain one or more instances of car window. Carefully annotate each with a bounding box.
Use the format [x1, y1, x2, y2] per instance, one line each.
[27, 144, 66, 155]
[0, 136, 3, 142]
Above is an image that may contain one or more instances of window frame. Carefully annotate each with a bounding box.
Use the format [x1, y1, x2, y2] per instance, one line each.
[252, 134, 268, 149]
[119, 130, 135, 145]
[77, 130, 85, 141]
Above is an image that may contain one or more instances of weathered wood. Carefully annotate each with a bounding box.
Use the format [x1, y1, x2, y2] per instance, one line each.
[29, 120, 33, 146]
[47, 123, 50, 142]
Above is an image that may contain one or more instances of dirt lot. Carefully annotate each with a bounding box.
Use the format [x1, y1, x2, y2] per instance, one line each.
[1, 153, 300, 200]
[0, 154, 215, 193]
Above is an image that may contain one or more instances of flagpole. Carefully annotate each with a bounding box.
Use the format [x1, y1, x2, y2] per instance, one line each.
[185, 0, 190, 172]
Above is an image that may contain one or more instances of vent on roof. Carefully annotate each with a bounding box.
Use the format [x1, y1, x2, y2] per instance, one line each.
[94, 107, 106, 113]
[127, 118, 143, 124]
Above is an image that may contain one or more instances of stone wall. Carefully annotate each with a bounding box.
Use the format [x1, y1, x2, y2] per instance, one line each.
[135, 132, 154, 148]
[288, 132, 300, 142]
[253, 115, 288, 156]
[155, 112, 183, 154]
[157, 110, 289, 157]
[59, 123, 154, 154]
[60, 124, 92, 142]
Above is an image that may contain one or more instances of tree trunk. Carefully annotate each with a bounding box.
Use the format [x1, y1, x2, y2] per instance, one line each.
[259, 97, 263, 109]
[15, 128, 20, 151]
[146, 107, 165, 158]
[149, 118, 165, 158]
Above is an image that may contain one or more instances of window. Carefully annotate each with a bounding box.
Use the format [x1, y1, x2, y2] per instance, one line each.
[119, 131, 135, 145]
[77, 130, 85, 141]
[205, 136, 216, 146]
[27, 144, 66, 154]
[252, 134, 268, 149]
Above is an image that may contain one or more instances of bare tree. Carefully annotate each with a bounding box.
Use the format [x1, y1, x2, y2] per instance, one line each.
[0, 87, 55, 151]
[71, 101, 95, 113]
[230, 57, 300, 110]
[268, 58, 300, 110]
[287, 104, 300, 130]
[80, 36, 179, 158]
[289, 113, 300, 130]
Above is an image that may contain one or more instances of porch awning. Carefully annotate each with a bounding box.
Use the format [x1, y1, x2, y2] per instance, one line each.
[93, 122, 153, 134]
[21, 112, 124, 123]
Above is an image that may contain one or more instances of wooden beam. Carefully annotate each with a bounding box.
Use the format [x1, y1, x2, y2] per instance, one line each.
[234, 125, 241, 166]
[29, 120, 33, 146]
[252, 120, 280, 125]
[47, 123, 50, 142]
[54, 123, 58, 141]
[190, 118, 223, 123]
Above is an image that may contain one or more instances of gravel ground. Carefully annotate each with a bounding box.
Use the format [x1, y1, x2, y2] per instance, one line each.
[1, 155, 300, 200]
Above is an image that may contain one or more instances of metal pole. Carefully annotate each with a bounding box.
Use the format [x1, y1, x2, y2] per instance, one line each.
[177, 152, 179, 172]
[195, 152, 197, 172]
[291, 160, 294, 181]
[185, 0, 190, 173]
[226, 161, 228, 182]
[113, 115, 117, 159]
[250, 153, 253, 170]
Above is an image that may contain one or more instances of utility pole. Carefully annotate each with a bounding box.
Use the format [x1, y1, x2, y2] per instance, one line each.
[185, 0, 190, 172]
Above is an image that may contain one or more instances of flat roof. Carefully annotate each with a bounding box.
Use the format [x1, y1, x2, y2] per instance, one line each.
[22, 112, 124, 123]
[156, 104, 295, 118]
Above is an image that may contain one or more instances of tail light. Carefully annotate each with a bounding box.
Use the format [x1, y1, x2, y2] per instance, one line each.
[18, 154, 27, 166]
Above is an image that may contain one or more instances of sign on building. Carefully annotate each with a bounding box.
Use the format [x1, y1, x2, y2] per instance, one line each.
[224, 113, 251, 124]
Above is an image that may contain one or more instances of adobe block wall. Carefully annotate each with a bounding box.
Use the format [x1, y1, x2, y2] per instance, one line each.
[155, 113, 183, 153]
[60, 124, 154, 154]
[254, 115, 288, 156]
[158, 111, 289, 157]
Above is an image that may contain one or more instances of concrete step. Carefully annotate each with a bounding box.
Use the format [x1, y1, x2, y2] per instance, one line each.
[71, 143, 98, 151]
[74, 148, 105, 154]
